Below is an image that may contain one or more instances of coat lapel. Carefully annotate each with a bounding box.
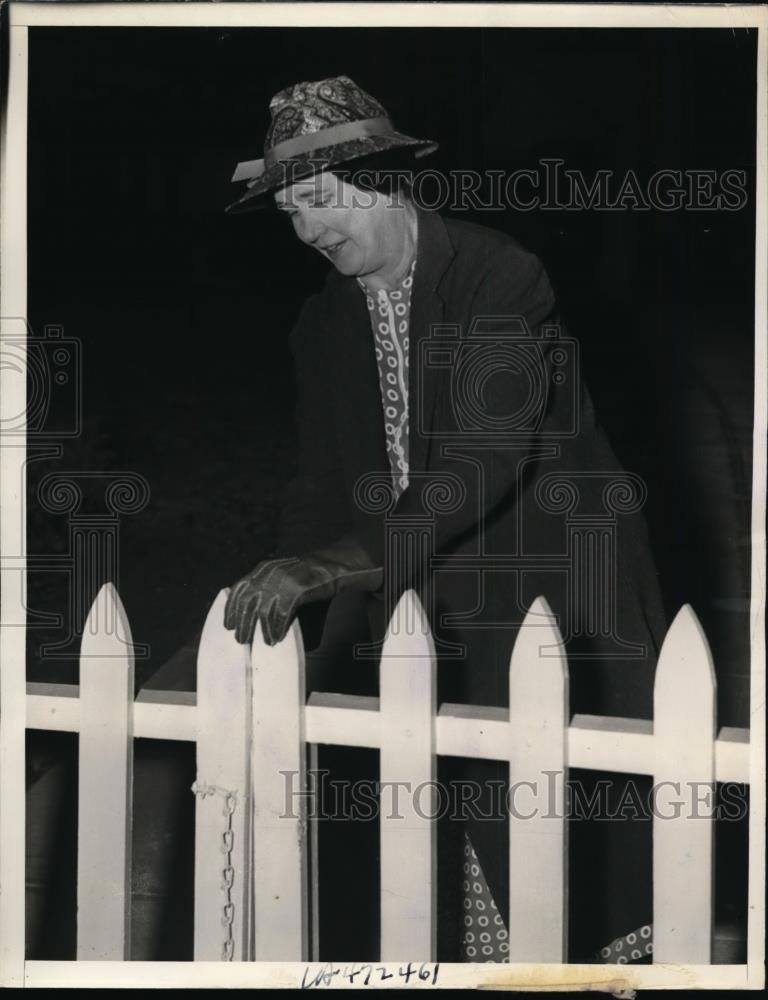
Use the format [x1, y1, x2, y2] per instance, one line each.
[407, 207, 456, 478]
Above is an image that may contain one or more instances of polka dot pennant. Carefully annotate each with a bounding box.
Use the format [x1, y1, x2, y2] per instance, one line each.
[460, 831, 510, 963]
[594, 924, 653, 964]
[358, 257, 416, 501]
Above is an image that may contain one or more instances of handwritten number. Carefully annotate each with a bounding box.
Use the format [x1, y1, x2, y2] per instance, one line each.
[300, 961, 438, 988]
[399, 963, 416, 983]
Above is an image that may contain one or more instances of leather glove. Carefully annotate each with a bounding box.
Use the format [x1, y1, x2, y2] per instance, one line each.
[223, 533, 384, 646]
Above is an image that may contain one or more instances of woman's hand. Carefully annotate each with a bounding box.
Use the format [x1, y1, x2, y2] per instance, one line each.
[223, 534, 383, 646]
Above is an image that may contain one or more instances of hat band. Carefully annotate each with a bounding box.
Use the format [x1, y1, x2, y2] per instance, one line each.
[232, 115, 393, 184]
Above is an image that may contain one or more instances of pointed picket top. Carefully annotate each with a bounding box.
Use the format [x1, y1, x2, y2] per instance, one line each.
[381, 587, 436, 662]
[250, 613, 306, 673]
[654, 602, 717, 779]
[509, 595, 569, 721]
[81, 582, 134, 660]
[197, 587, 251, 671]
[655, 603, 717, 706]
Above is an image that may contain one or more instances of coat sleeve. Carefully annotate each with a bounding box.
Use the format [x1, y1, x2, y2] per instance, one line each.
[377, 243, 570, 592]
[273, 294, 356, 558]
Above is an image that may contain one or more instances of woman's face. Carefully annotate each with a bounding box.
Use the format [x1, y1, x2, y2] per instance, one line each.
[274, 170, 404, 281]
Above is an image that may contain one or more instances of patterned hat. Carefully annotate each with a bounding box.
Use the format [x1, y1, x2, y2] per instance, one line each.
[225, 75, 438, 214]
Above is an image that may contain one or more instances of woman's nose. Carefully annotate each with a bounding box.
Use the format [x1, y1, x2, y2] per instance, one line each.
[296, 212, 324, 245]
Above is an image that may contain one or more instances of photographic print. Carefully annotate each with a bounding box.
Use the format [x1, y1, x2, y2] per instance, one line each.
[0, 1, 765, 991]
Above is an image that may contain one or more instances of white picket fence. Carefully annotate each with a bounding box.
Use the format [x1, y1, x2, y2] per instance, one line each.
[25, 582, 751, 963]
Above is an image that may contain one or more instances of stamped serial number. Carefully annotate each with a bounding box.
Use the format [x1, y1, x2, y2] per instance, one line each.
[301, 962, 440, 988]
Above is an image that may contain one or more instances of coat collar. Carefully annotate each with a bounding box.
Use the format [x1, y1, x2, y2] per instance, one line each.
[319, 207, 456, 528]
[411, 203, 457, 298]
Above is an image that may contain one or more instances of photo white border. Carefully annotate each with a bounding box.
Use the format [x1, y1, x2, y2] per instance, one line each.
[1, 2, 765, 991]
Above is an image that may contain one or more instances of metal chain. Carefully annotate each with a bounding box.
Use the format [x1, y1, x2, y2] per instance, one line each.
[191, 781, 238, 961]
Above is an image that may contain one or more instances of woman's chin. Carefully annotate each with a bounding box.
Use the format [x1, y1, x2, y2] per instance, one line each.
[327, 245, 362, 275]
[331, 257, 357, 275]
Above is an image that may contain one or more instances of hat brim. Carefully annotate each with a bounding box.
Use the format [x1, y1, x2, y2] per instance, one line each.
[224, 131, 438, 214]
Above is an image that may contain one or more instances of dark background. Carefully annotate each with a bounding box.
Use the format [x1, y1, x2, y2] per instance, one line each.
[24, 26, 755, 961]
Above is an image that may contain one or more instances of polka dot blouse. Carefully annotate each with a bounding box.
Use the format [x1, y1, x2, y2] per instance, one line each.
[357, 257, 417, 501]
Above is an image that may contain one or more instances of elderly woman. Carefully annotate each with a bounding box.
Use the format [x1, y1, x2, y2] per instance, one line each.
[223, 76, 666, 964]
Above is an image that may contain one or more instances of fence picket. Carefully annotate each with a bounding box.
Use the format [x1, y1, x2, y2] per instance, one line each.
[653, 603, 717, 963]
[507, 595, 569, 962]
[379, 590, 437, 961]
[76, 582, 134, 959]
[193, 589, 251, 960]
[250, 618, 308, 960]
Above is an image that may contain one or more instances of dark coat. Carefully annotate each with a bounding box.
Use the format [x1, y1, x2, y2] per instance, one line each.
[275, 205, 667, 718]
[274, 205, 668, 957]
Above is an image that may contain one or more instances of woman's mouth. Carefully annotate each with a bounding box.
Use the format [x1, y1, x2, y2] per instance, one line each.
[323, 240, 346, 257]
